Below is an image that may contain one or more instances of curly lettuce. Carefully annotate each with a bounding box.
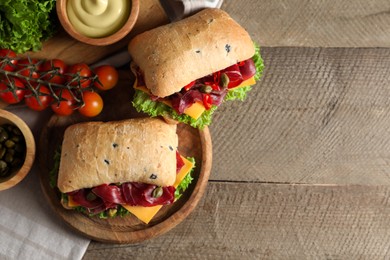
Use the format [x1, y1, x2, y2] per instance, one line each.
[132, 90, 217, 129]
[0, 0, 57, 53]
[253, 42, 264, 81]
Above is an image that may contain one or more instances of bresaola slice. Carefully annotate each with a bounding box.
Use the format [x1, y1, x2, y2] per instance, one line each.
[68, 183, 176, 214]
[136, 57, 255, 116]
[92, 184, 125, 204]
[122, 183, 175, 207]
[66, 151, 184, 214]
[239, 59, 257, 81]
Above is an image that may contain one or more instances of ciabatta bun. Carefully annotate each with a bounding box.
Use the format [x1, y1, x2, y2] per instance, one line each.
[128, 8, 255, 97]
[57, 118, 178, 193]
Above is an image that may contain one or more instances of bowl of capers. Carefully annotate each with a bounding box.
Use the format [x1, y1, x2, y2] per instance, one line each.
[0, 110, 35, 191]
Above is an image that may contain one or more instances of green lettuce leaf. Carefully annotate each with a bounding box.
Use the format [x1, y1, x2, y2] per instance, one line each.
[253, 42, 264, 81]
[225, 42, 264, 101]
[0, 0, 57, 53]
[132, 90, 217, 129]
[225, 85, 252, 101]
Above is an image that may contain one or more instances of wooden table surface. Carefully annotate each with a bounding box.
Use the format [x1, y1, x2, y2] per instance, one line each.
[25, 0, 390, 258]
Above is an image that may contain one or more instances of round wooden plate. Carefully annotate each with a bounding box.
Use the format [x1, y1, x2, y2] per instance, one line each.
[38, 73, 212, 243]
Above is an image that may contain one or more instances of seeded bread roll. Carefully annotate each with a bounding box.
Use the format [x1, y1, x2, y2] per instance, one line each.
[57, 118, 178, 193]
[128, 8, 255, 97]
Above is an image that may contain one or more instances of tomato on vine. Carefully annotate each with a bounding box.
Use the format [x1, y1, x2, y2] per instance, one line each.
[18, 58, 41, 86]
[0, 77, 25, 104]
[0, 49, 18, 72]
[78, 91, 103, 117]
[67, 63, 92, 88]
[93, 65, 119, 91]
[41, 59, 68, 85]
[25, 85, 52, 111]
[51, 89, 76, 116]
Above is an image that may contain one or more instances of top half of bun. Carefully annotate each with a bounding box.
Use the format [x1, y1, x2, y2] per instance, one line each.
[57, 118, 178, 193]
[128, 8, 255, 97]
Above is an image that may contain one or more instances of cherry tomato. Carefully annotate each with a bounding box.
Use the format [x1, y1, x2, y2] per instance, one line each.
[93, 65, 119, 91]
[78, 91, 103, 117]
[41, 59, 67, 85]
[0, 49, 18, 72]
[51, 89, 76, 116]
[18, 58, 41, 86]
[25, 85, 52, 111]
[0, 78, 25, 104]
[67, 63, 92, 88]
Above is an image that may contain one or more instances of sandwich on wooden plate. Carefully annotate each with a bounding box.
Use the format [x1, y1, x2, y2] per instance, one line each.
[51, 118, 195, 224]
[128, 8, 264, 129]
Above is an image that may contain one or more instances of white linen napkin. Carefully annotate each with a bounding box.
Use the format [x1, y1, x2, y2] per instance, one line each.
[0, 107, 90, 260]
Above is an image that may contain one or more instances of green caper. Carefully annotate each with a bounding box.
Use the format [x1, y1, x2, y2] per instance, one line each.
[0, 131, 8, 143]
[0, 124, 26, 178]
[11, 135, 20, 143]
[0, 160, 8, 174]
[0, 168, 9, 177]
[152, 187, 163, 198]
[0, 147, 5, 159]
[86, 192, 97, 201]
[5, 140, 15, 148]
[221, 73, 230, 88]
[201, 85, 213, 93]
[4, 152, 13, 163]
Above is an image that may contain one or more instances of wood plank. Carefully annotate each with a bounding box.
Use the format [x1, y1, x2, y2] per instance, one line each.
[84, 182, 390, 259]
[223, 0, 390, 48]
[25, 0, 390, 64]
[210, 47, 390, 185]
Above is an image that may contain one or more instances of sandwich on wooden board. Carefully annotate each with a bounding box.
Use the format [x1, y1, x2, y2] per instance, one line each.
[52, 118, 195, 224]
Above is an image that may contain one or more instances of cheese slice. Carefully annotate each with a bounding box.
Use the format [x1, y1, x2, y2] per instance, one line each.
[134, 76, 256, 120]
[67, 195, 80, 208]
[233, 76, 256, 89]
[122, 156, 194, 224]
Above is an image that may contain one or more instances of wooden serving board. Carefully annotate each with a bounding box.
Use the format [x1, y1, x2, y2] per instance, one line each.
[37, 71, 212, 243]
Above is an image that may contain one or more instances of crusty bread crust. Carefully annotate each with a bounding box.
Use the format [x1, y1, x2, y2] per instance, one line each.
[128, 8, 255, 97]
[57, 118, 178, 193]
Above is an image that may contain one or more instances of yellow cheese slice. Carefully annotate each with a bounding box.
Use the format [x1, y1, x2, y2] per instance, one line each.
[67, 194, 80, 208]
[122, 156, 194, 224]
[230, 76, 256, 90]
[174, 156, 195, 188]
[183, 101, 206, 119]
[122, 204, 163, 224]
